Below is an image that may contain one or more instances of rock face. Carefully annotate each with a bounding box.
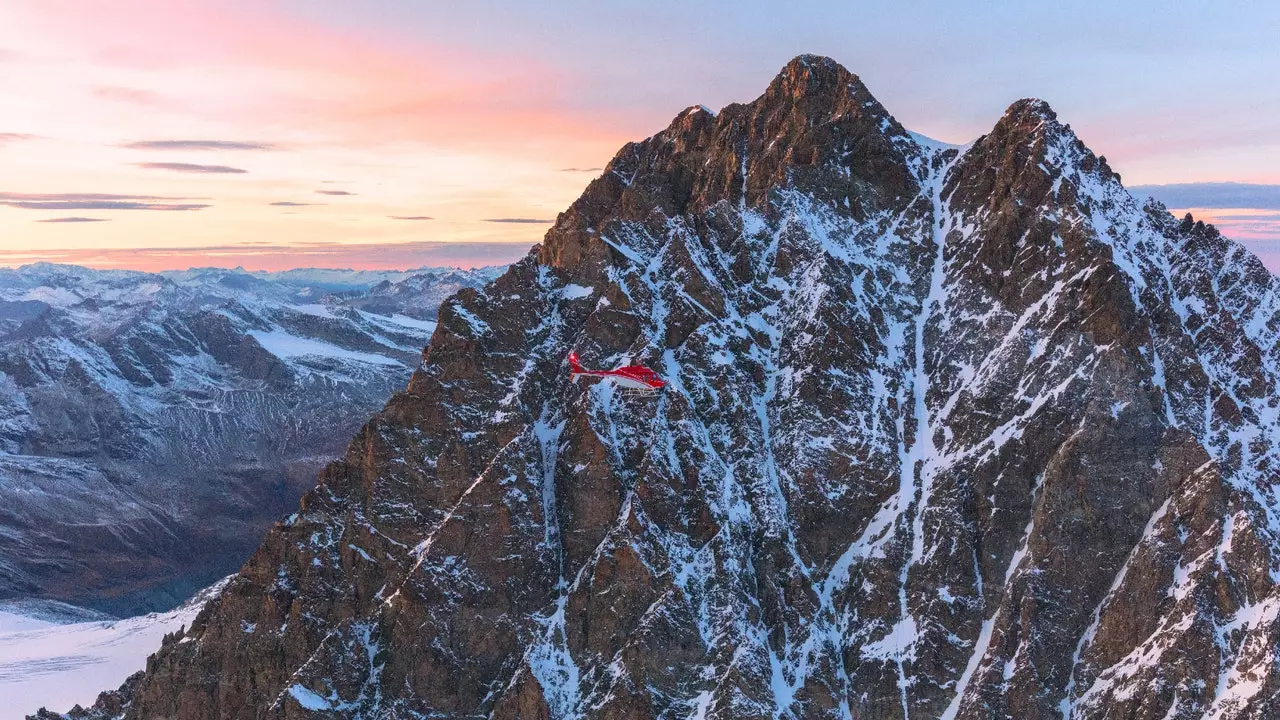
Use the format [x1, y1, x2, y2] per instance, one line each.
[74, 56, 1280, 719]
[0, 265, 499, 615]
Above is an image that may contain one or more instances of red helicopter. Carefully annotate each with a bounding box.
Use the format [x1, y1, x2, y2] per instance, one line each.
[567, 351, 665, 396]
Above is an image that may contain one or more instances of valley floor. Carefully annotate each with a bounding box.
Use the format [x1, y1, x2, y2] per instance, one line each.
[0, 582, 225, 719]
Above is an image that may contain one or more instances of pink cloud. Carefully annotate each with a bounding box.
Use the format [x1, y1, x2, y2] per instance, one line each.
[20, 0, 637, 161]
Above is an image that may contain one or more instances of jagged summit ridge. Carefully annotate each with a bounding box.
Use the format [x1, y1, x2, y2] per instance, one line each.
[763, 54, 878, 109]
[1001, 96, 1057, 120]
[540, 55, 923, 278]
[55, 57, 1280, 720]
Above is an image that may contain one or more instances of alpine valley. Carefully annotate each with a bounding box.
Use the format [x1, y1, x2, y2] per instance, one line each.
[0, 264, 499, 616]
[41, 56, 1280, 719]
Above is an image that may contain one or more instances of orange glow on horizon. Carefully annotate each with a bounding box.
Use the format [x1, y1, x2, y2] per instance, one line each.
[0, 240, 537, 273]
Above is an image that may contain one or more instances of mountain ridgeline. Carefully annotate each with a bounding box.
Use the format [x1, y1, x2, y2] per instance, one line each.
[0, 265, 499, 616]
[56, 56, 1280, 719]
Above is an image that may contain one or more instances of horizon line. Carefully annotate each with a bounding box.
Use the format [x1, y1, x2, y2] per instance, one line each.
[0, 240, 538, 274]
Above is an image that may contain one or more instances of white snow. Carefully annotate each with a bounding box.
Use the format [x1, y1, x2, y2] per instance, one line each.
[0, 612, 55, 636]
[380, 314, 437, 332]
[18, 286, 81, 307]
[448, 303, 491, 336]
[287, 684, 333, 710]
[561, 283, 594, 299]
[0, 579, 229, 719]
[288, 303, 338, 319]
[248, 329, 403, 366]
[0, 611, 193, 717]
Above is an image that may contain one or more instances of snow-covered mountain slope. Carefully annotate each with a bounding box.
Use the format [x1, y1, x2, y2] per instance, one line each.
[6, 579, 229, 720]
[0, 263, 502, 616]
[62, 56, 1280, 719]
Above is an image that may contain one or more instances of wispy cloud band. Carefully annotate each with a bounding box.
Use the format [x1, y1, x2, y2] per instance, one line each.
[135, 162, 248, 174]
[122, 140, 275, 151]
[0, 192, 209, 211]
[36, 217, 110, 223]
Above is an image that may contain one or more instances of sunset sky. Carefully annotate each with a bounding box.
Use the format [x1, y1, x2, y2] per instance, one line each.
[1, 1, 1278, 272]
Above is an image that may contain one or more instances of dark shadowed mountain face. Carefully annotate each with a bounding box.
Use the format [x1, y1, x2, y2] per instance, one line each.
[63, 55, 1280, 719]
[0, 264, 501, 616]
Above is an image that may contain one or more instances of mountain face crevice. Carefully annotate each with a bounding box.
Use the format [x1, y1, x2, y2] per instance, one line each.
[57, 55, 1280, 720]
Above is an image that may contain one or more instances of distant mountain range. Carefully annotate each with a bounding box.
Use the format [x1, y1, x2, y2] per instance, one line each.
[0, 263, 502, 616]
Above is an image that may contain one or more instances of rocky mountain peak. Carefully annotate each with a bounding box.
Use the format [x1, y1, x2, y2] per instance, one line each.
[53, 57, 1280, 720]
[753, 54, 904, 151]
[1000, 96, 1058, 124]
[958, 95, 1123, 195]
[539, 56, 918, 280]
[963, 97, 1073, 172]
[763, 54, 870, 105]
[935, 95, 1160, 347]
